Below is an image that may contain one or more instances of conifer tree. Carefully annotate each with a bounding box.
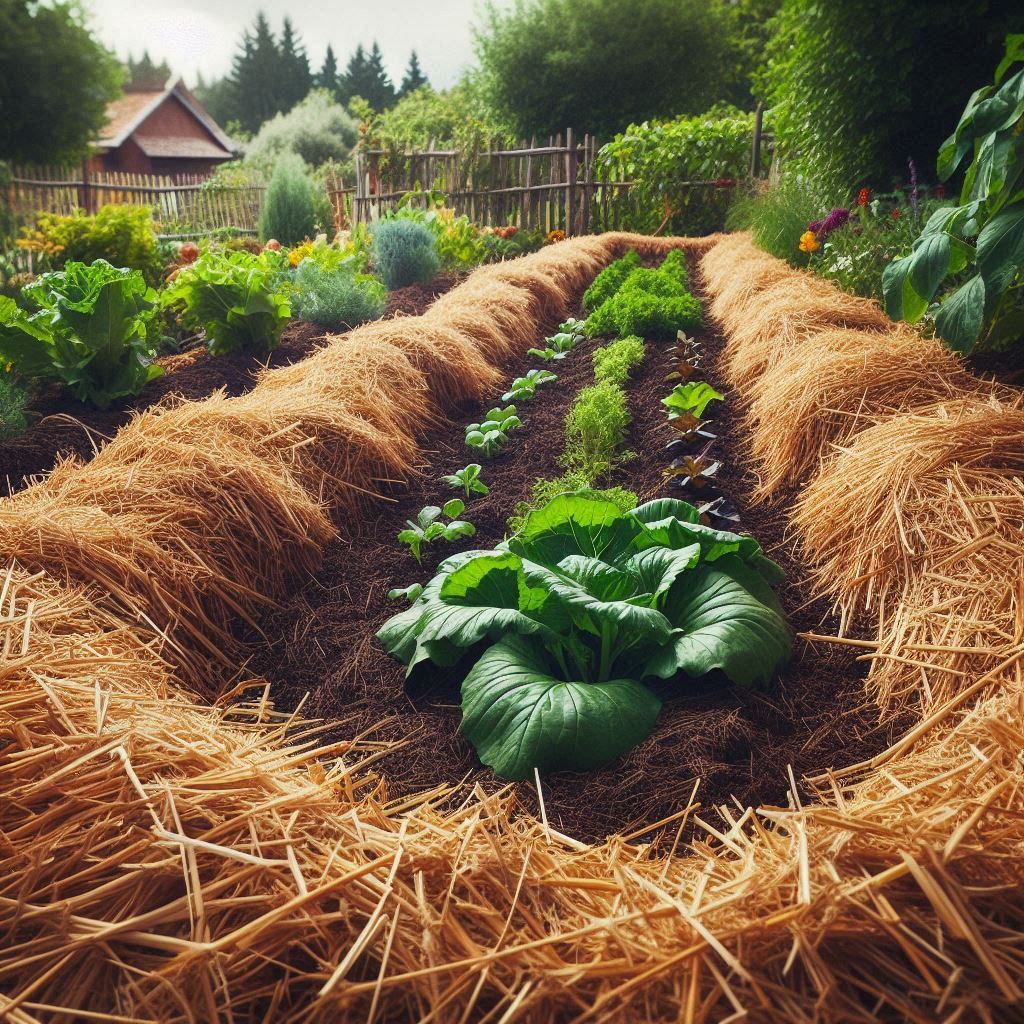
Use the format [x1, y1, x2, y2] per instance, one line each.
[278, 17, 312, 109]
[398, 51, 429, 97]
[317, 44, 340, 97]
[365, 41, 397, 109]
[229, 13, 282, 132]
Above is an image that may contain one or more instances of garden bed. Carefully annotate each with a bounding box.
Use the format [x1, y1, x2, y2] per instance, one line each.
[243, 257, 907, 843]
[0, 271, 463, 495]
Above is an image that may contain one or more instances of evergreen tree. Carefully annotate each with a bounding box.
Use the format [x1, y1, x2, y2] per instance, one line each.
[278, 17, 312, 109]
[365, 41, 397, 109]
[229, 13, 283, 133]
[125, 51, 172, 90]
[398, 51, 428, 97]
[339, 44, 373, 104]
[317, 44, 340, 97]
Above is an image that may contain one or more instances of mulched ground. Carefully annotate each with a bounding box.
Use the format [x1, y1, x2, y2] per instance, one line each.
[0, 271, 463, 496]
[239, 257, 909, 846]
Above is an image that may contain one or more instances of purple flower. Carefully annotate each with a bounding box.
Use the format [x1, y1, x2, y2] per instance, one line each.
[820, 207, 850, 235]
[808, 219, 824, 234]
[908, 157, 919, 220]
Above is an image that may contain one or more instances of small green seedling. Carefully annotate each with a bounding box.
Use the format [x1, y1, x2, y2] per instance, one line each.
[502, 368, 557, 402]
[442, 463, 490, 497]
[398, 499, 476, 563]
[528, 319, 585, 361]
[465, 405, 522, 458]
[388, 582, 424, 602]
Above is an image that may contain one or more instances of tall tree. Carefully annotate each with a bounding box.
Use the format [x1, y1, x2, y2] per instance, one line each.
[125, 51, 172, 90]
[398, 51, 429, 97]
[228, 13, 283, 133]
[474, 0, 749, 139]
[316, 44, 340, 97]
[365, 42, 397, 110]
[278, 17, 312, 110]
[0, 0, 123, 163]
[339, 44, 372, 104]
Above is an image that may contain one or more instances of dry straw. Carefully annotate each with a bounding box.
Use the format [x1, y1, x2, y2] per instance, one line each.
[5, 232, 1024, 1021]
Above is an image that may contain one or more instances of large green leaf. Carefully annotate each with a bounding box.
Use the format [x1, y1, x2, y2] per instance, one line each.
[908, 233, 951, 303]
[508, 491, 643, 564]
[631, 497, 702, 525]
[643, 556, 791, 687]
[977, 202, 1024, 296]
[933, 275, 987, 353]
[460, 635, 662, 779]
[882, 257, 912, 321]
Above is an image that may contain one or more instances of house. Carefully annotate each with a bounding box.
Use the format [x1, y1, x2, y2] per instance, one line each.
[89, 76, 236, 178]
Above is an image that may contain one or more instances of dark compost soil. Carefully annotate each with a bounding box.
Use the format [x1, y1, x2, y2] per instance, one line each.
[0, 271, 463, 496]
[240, 259, 908, 846]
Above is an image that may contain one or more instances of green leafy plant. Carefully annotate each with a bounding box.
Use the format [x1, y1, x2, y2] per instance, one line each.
[371, 218, 441, 290]
[662, 381, 724, 420]
[291, 258, 387, 327]
[465, 405, 522, 458]
[593, 335, 646, 386]
[162, 250, 291, 355]
[583, 251, 640, 313]
[0, 260, 160, 408]
[527, 317, 587, 361]
[882, 36, 1024, 352]
[563, 381, 633, 480]
[388, 582, 425, 602]
[585, 251, 701, 340]
[442, 463, 490, 497]
[378, 492, 790, 779]
[0, 374, 27, 440]
[397, 499, 477, 564]
[258, 152, 332, 247]
[502, 367, 557, 402]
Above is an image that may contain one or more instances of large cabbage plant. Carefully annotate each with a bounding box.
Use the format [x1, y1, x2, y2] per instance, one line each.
[378, 491, 790, 779]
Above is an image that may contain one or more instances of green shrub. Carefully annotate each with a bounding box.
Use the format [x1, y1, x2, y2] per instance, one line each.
[0, 260, 160, 408]
[583, 251, 640, 312]
[23, 205, 163, 286]
[162, 250, 291, 355]
[291, 259, 387, 326]
[0, 374, 27, 440]
[371, 218, 440, 290]
[563, 381, 632, 479]
[593, 335, 646, 386]
[585, 282, 702, 340]
[259, 153, 330, 246]
[244, 90, 358, 171]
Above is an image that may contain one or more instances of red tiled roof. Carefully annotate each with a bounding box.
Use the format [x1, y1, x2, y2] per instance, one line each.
[135, 135, 233, 159]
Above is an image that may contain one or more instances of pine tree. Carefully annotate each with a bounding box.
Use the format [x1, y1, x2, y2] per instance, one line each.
[339, 44, 372, 104]
[317, 44, 340, 97]
[125, 51, 172, 90]
[278, 17, 312, 110]
[229, 13, 284, 133]
[365, 41, 396, 109]
[398, 51, 428, 97]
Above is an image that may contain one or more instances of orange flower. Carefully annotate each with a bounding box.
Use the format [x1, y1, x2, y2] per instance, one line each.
[545, 229, 567, 245]
[798, 230, 820, 253]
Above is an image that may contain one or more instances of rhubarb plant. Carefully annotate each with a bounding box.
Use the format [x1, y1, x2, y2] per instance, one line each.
[379, 491, 790, 779]
[397, 499, 476, 563]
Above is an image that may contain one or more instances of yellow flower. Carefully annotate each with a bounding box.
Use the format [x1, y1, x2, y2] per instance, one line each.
[798, 230, 820, 253]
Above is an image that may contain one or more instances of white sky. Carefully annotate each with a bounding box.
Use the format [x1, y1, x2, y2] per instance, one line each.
[82, 0, 505, 89]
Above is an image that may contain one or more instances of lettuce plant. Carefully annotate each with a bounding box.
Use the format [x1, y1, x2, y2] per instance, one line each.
[527, 317, 587, 361]
[378, 491, 790, 779]
[0, 260, 161, 408]
[162, 249, 291, 355]
[442, 463, 490, 497]
[397, 499, 476, 563]
[465, 405, 522, 458]
[502, 368, 557, 402]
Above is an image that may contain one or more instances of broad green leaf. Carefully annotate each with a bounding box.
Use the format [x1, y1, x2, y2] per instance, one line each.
[622, 545, 701, 600]
[388, 583, 424, 602]
[908, 233, 951, 302]
[933, 275, 986, 353]
[977, 202, 1024, 296]
[661, 381, 724, 418]
[443, 498, 466, 518]
[460, 636, 661, 779]
[643, 557, 791, 687]
[882, 257, 911, 321]
[442, 520, 476, 541]
[631, 497, 701, 525]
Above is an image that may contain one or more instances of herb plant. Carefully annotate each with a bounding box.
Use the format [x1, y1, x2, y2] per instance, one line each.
[378, 492, 790, 779]
[397, 499, 476, 563]
[162, 249, 291, 355]
[502, 367, 557, 401]
[0, 260, 161, 408]
[583, 251, 640, 312]
[442, 463, 490, 497]
[465, 405, 522, 458]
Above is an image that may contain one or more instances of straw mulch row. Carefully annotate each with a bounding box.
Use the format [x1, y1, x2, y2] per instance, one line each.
[3, 231, 1022, 1022]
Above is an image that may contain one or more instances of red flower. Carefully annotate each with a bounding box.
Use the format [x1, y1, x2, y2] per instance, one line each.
[890, 209, 901, 220]
[857, 187, 870, 207]
[715, 178, 735, 188]
[933, 184, 946, 200]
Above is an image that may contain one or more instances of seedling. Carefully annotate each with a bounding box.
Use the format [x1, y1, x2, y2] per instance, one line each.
[662, 381, 723, 420]
[398, 499, 476, 563]
[388, 582, 424, 602]
[502, 368, 557, 402]
[527, 319, 585, 361]
[664, 331, 702, 384]
[698, 496, 741, 526]
[663, 441, 721, 490]
[442, 463, 490, 497]
[465, 405, 522, 458]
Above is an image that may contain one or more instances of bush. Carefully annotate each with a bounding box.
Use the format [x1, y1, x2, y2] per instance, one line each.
[596, 111, 755, 234]
[259, 153, 331, 247]
[244, 90, 359, 171]
[291, 259, 387, 326]
[370, 218, 440, 290]
[19, 205, 163, 286]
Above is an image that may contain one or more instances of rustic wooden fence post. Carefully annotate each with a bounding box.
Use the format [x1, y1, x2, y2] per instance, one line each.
[750, 103, 765, 179]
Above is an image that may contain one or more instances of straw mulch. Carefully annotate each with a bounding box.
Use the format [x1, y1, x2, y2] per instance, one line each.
[4, 232, 1024, 1022]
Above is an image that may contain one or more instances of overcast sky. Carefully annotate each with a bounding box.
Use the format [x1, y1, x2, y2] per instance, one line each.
[82, 0, 505, 89]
